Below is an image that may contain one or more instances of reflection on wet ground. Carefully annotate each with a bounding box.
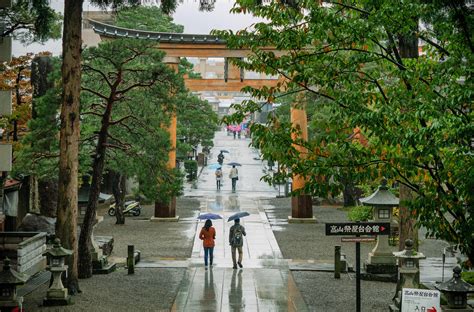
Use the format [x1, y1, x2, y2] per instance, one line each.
[172, 131, 308, 311]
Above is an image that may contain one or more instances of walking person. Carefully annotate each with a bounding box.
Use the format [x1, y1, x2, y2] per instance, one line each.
[199, 219, 216, 269]
[215, 167, 223, 190]
[229, 218, 246, 269]
[229, 165, 239, 192]
[217, 151, 224, 165]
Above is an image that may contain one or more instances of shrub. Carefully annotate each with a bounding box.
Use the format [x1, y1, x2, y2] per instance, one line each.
[184, 160, 198, 181]
[462, 271, 474, 285]
[348, 206, 373, 221]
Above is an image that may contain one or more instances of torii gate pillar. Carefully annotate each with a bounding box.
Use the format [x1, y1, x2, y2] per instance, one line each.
[288, 100, 315, 223]
[152, 57, 180, 222]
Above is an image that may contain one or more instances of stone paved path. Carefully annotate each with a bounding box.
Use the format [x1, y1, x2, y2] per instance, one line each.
[171, 131, 308, 311]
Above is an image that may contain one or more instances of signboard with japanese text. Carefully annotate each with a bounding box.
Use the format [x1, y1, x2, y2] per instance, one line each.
[325, 222, 390, 236]
[401, 288, 441, 312]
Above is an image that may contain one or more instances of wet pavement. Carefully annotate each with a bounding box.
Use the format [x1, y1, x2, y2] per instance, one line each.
[139, 130, 457, 311]
[173, 131, 308, 311]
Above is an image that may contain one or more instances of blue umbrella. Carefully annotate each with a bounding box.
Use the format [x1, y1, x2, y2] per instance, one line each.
[198, 213, 223, 220]
[208, 163, 222, 169]
[227, 211, 250, 222]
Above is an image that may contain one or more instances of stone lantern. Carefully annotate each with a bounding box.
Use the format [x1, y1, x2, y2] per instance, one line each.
[360, 179, 399, 274]
[390, 239, 426, 311]
[0, 257, 28, 310]
[43, 238, 73, 306]
[436, 266, 474, 311]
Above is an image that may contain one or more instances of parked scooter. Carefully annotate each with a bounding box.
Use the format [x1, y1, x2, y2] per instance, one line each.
[108, 200, 141, 217]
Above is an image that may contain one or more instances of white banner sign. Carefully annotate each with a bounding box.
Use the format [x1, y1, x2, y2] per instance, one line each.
[401, 288, 441, 312]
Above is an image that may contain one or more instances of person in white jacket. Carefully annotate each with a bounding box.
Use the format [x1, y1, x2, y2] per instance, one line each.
[229, 165, 239, 192]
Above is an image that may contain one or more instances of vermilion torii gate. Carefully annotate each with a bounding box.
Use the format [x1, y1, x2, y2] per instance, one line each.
[90, 20, 314, 222]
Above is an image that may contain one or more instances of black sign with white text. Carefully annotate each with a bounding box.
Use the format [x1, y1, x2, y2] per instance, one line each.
[325, 222, 390, 236]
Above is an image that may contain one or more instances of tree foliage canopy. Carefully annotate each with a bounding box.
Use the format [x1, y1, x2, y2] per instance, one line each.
[114, 5, 184, 33]
[214, 1, 473, 261]
[0, 0, 61, 42]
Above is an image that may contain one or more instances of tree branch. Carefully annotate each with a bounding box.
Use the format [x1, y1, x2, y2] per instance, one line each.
[81, 87, 109, 100]
[82, 64, 113, 89]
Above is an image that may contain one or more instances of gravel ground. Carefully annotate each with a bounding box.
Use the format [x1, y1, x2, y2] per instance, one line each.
[292, 271, 395, 312]
[21, 197, 200, 311]
[23, 268, 185, 312]
[263, 197, 448, 311]
[95, 197, 200, 261]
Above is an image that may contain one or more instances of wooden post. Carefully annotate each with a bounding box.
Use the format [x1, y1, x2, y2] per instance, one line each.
[334, 245, 341, 279]
[127, 245, 134, 275]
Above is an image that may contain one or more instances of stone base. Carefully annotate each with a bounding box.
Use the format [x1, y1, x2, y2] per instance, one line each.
[150, 216, 180, 222]
[95, 236, 114, 256]
[288, 216, 317, 224]
[133, 250, 141, 264]
[360, 271, 398, 283]
[365, 261, 398, 274]
[92, 262, 116, 275]
[43, 296, 72, 306]
[388, 304, 400, 312]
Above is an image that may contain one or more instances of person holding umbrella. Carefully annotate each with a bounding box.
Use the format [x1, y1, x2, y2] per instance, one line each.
[229, 165, 239, 192]
[199, 219, 216, 269]
[229, 218, 246, 269]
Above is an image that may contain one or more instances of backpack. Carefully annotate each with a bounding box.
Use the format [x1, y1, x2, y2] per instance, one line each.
[216, 170, 222, 178]
[232, 226, 243, 246]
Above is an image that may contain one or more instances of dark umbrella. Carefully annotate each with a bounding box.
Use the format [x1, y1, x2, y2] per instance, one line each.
[220, 150, 230, 153]
[198, 213, 223, 220]
[227, 211, 250, 222]
[227, 162, 242, 166]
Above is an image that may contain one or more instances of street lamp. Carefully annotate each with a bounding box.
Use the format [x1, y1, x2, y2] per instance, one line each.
[0, 257, 28, 310]
[390, 239, 426, 310]
[360, 178, 399, 274]
[436, 266, 474, 309]
[43, 238, 73, 306]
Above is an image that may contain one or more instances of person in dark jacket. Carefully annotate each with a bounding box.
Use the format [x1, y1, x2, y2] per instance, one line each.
[229, 218, 246, 269]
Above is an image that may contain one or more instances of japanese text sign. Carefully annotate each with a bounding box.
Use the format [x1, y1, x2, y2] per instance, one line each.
[325, 222, 390, 236]
[401, 288, 440, 312]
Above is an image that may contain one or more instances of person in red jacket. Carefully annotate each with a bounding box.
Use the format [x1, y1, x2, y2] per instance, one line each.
[199, 219, 216, 269]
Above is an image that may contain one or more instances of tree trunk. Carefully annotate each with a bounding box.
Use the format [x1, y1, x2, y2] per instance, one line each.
[38, 179, 58, 217]
[398, 184, 418, 251]
[396, 20, 419, 252]
[78, 98, 114, 278]
[56, 0, 83, 294]
[341, 173, 358, 207]
[112, 171, 126, 225]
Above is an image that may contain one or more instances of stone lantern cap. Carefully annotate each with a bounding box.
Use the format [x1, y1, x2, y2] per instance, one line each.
[435, 266, 474, 293]
[43, 238, 73, 258]
[0, 258, 28, 285]
[392, 239, 426, 260]
[360, 179, 399, 206]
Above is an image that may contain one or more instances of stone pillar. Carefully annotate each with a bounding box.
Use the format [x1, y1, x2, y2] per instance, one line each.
[152, 57, 179, 222]
[288, 97, 315, 223]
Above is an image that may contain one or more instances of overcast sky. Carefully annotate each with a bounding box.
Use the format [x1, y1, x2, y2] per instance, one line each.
[12, 0, 264, 56]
